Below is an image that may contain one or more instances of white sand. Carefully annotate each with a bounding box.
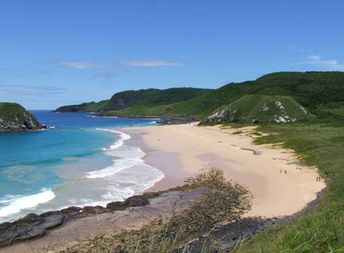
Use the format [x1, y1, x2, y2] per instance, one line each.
[125, 123, 326, 218]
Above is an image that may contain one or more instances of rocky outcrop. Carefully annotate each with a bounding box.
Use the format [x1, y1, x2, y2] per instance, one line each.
[0, 103, 43, 132]
[0, 194, 152, 247]
[202, 95, 309, 125]
[0, 213, 65, 247]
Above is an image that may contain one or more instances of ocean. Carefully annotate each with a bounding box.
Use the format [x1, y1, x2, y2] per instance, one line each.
[0, 111, 164, 222]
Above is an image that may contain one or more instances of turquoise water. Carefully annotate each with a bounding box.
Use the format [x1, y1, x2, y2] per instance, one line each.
[0, 111, 163, 222]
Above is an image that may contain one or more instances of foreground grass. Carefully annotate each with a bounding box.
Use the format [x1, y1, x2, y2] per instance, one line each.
[235, 122, 344, 253]
[61, 168, 251, 253]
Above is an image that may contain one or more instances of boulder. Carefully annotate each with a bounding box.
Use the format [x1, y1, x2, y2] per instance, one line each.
[124, 195, 148, 206]
[82, 206, 107, 215]
[106, 201, 127, 211]
[41, 214, 64, 229]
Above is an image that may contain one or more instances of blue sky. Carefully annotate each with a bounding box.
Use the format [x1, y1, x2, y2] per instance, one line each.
[0, 0, 344, 109]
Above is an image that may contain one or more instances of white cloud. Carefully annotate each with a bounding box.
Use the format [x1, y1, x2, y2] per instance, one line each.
[58, 61, 109, 70]
[123, 59, 183, 67]
[298, 54, 344, 71]
[57, 58, 184, 80]
[0, 84, 66, 95]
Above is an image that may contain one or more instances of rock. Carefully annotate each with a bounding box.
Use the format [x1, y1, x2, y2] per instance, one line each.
[0, 222, 11, 231]
[0, 213, 64, 246]
[0, 193, 156, 247]
[41, 214, 64, 229]
[19, 213, 43, 224]
[0, 223, 46, 247]
[106, 201, 127, 211]
[82, 206, 107, 215]
[124, 195, 148, 206]
[142, 191, 161, 199]
[15, 226, 46, 241]
[252, 119, 260, 124]
[59, 206, 83, 221]
[157, 116, 196, 125]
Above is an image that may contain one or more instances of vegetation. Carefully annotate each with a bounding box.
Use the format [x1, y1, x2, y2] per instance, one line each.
[55, 88, 212, 114]
[55, 72, 344, 122]
[202, 95, 310, 124]
[61, 168, 252, 253]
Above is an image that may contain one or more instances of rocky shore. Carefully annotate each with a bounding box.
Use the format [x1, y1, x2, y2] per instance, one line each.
[0, 194, 153, 247]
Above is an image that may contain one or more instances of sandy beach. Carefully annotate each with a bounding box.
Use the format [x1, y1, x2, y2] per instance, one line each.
[0, 123, 326, 252]
[125, 123, 326, 218]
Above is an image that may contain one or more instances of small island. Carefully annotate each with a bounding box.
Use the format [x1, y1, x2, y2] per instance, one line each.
[0, 102, 43, 132]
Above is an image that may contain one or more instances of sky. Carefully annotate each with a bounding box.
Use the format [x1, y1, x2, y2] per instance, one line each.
[0, 0, 344, 109]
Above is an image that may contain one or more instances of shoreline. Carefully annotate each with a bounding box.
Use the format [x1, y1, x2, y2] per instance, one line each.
[0, 123, 326, 252]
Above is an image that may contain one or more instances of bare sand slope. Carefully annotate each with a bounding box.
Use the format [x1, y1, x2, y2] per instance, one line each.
[125, 123, 325, 218]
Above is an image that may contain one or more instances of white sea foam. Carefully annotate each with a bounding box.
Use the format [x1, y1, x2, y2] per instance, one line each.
[0, 189, 55, 218]
[86, 128, 165, 199]
[87, 129, 141, 179]
[100, 164, 165, 201]
[96, 128, 131, 151]
[86, 158, 144, 178]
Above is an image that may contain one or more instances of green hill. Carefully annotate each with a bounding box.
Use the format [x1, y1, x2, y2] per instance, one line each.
[111, 71, 344, 120]
[169, 71, 344, 119]
[55, 72, 344, 122]
[56, 100, 109, 112]
[0, 102, 42, 131]
[55, 87, 213, 115]
[202, 95, 310, 124]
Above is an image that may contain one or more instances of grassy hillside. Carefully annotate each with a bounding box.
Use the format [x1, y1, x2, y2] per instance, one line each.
[55, 100, 109, 112]
[55, 88, 212, 114]
[172, 71, 344, 119]
[0, 102, 42, 131]
[203, 95, 310, 124]
[55, 72, 344, 121]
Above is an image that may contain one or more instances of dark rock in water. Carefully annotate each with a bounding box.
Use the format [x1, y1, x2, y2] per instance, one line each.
[106, 201, 127, 211]
[124, 195, 148, 206]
